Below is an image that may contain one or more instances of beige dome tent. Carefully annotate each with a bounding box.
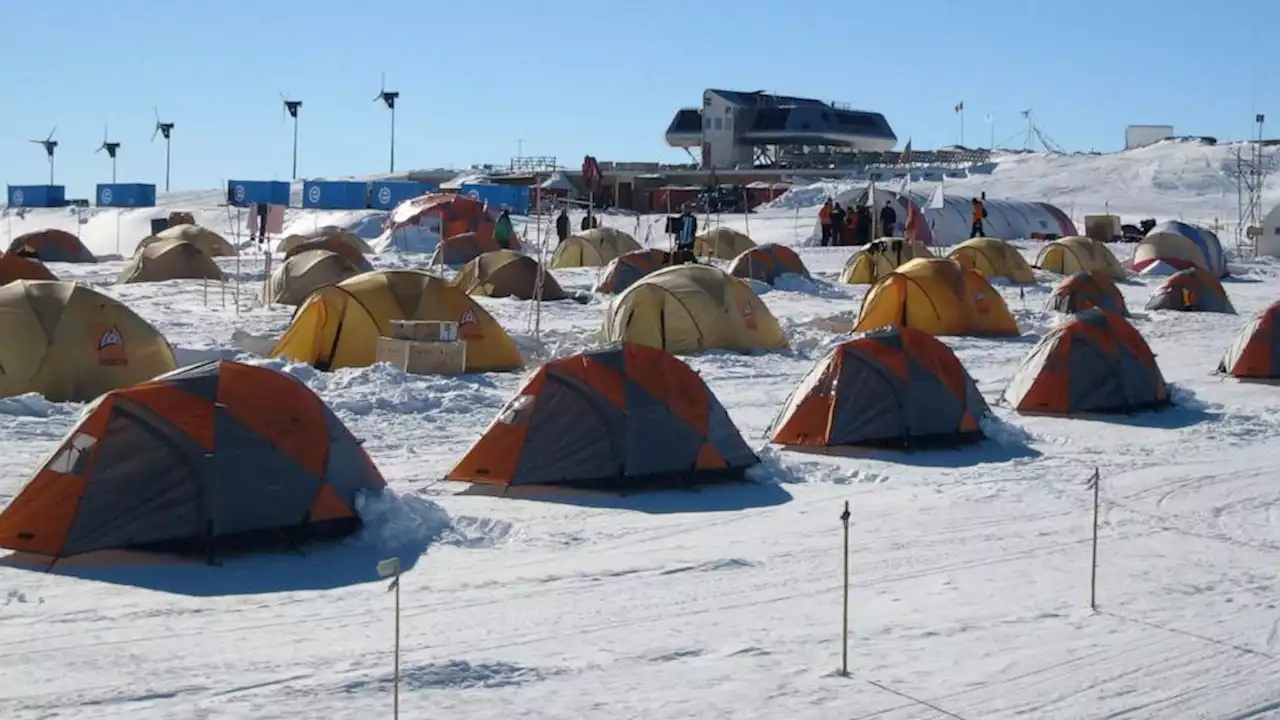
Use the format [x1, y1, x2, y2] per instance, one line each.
[947, 237, 1036, 284]
[117, 239, 225, 284]
[552, 227, 641, 268]
[0, 280, 177, 401]
[261, 249, 363, 305]
[694, 227, 756, 259]
[602, 264, 788, 354]
[840, 238, 934, 284]
[137, 224, 237, 257]
[279, 228, 374, 256]
[451, 250, 566, 300]
[1035, 236, 1126, 280]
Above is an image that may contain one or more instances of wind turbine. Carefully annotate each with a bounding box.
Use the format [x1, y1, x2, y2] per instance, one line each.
[98, 125, 122, 183]
[29, 127, 57, 185]
[374, 74, 400, 173]
[152, 107, 175, 192]
[282, 93, 303, 179]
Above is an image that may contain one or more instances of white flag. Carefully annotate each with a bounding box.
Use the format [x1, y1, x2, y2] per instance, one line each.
[927, 181, 945, 210]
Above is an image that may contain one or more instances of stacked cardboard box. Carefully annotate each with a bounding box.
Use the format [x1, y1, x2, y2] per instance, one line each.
[375, 320, 466, 375]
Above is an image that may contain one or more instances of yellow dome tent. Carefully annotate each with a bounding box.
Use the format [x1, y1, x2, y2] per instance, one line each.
[694, 227, 756, 259]
[839, 238, 934, 284]
[269, 270, 523, 372]
[1035, 235, 1126, 280]
[552, 227, 641, 268]
[278, 229, 374, 256]
[0, 280, 177, 401]
[117, 238, 225, 284]
[947, 237, 1036, 284]
[602, 264, 788, 354]
[137, 224, 237, 257]
[450, 250, 566, 301]
[261, 249, 363, 305]
[854, 258, 1020, 337]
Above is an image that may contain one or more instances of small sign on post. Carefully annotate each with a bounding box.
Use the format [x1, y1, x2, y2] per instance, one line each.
[377, 557, 402, 719]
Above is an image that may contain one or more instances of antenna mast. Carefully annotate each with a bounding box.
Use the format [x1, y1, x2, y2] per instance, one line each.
[99, 125, 122, 183]
[375, 74, 400, 173]
[1232, 114, 1275, 257]
[153, 107, 175, 192]
[282, 94, 303, 179]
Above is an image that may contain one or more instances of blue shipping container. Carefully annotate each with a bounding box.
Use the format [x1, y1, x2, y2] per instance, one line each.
[369, 181, 437, 210]
[459, 184, 531, 214]
[6, 185, 66, 208]
[96, 183, 157, 208]
[227, 180, 290, 207]
[302, 181, 369, 210]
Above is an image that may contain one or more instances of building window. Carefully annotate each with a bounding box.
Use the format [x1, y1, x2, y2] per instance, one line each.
[713, 118, 723, 130]
[704, 117, 711, 130]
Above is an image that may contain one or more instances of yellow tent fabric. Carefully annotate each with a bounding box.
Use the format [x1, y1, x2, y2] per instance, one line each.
[450, 250, 566, 301]
[840, 238, 934, 284]
[269, 270, 523, 372]
[1035, 235, 1127, 281]
[694, 227, 756, 259]
[278, 229, 374, 256]
[137, 224, 237, 257]
[117, 239, 225, 284]
[602, 264, 788, 354]
[552, 228, 641, 268]
[261, 249, 362, 305]
[0, 280, 177, 401]
[946, 238, 1036, 284]
[854, 258, 1020, 337]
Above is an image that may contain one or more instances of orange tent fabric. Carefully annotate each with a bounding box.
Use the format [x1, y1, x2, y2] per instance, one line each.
[771, 326, 988, 448]
[391, 193, 506, 248]
[8, 229, 96, 263]
[1219, 302, 1280, 378]
[1003, 308, 1169, 415]
[284, 236, 373, 272]
[1046, 271, 1128, 316]
[0, 360, 386, 558]
[446, 344, 757, 489]
[595, 249, 671, 294]
[728, 243, 810, 284]
[1144, 267, 1235, 313]
[429, 232, 505, 266]
[0, 253, 57, 285]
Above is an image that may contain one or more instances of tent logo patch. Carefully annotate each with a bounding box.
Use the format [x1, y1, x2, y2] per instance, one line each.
[458, 309, 483, 339]
[741, 302, 758, 330]
[97, 326, 128, 366]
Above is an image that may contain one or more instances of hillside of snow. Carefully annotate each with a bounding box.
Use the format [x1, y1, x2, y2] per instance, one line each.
[2, 142, 1280, 718]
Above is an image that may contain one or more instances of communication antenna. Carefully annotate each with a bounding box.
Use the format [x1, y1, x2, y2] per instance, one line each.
[29, 127, 58, 185]
[1231, 113, 1276, 257]
[1019, 109, 1065, 153]
[281, 92, 303, 179]
[152, 107, 176, 192]
[98, 125, 122, 183]
[374, 73, 400, 173]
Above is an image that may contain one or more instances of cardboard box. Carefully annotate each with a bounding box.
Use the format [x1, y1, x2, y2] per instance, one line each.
[1084, 214, 1121, 243]
[388, 320, 458, 342]
[375, 337, 467, 375]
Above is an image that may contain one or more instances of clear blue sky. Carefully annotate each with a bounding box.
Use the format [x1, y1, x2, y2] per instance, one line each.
[1, 0, 1272, 197]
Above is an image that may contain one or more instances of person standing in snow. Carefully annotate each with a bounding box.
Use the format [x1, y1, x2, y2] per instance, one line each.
[494, 208, 515, 248]
[856, 204, 873, 245]
[581, 210, 599, 231]
[555, 208, 570, 245]
[829, 203, 846, 247]
[971, 198, 987, 238]
[879, 200, 898, 238]
[674, 205, 698, 263]
[818, 199, 833, 246]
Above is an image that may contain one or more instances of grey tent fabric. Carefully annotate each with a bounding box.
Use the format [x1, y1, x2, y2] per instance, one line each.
[1144, 268, 1235, 314]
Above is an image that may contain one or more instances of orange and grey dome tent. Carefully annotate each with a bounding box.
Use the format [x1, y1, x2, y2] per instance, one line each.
[117, 238, 225, 284]
[0, 253, 57, 285]
[603, 264, 788, 354]
[1002, 308, 1170, 415]
[279, 228, 375, 257]
[283, 235, 373, 272]
[729, 243, 810, 284]
[595, 249, 671, 294]
[840, 238, 933, 284]
[1046, 271, 1128, 316]
[1218, 302, 1280, 378]
[0, 280, 176, 402]
[1144, 267, 1235, 313]
[262, 249, 364, 305]
[451, 250, 565, 301]
[429, 232, 505, 266]
[1035, 236, 1126, 281]
[0, 360, 387, 558]
[947, 237, 1036, 284]
[388, 193, 498, 247]
[853, 258, 1020, 337]
[694, 227, 756, 259]
[553, 227, 641, 268]
[8, 229, 96, 263]
[771, 326, 988, 448]
[138, 224, 237, 257]
[446, 344, 757, 489]
[269, 270, 523, 372]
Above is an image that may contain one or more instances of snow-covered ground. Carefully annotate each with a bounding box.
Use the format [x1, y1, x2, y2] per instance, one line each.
[3, 142, 1280, 719]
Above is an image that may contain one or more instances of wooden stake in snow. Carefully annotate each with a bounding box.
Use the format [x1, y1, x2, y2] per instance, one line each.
[840, 500, 851, 677]
[1087, 468, 1100, 611]
[377, 557, 402, 719]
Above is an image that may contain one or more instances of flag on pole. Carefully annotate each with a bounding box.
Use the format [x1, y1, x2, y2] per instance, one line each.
[927, 181, 945, 210]
[900, 138, 913, 166]
[1085, 468, 1099, 490]
[954, 101, 964, 113]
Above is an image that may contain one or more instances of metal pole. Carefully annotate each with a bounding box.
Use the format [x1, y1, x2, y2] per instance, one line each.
[1089, 468, 1100, 611]
[292, 115, 299, 180]
[389, 106, 396, 174]
[840, 500, 851, 677]
[165, 138, 172, 193]
[393, 573, 400, 720]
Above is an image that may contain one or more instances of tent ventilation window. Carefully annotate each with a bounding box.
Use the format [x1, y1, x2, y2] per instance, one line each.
[49, 433, 97, 474]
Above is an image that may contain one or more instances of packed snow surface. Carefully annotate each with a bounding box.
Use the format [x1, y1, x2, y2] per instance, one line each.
[2, 143, 1280, 719]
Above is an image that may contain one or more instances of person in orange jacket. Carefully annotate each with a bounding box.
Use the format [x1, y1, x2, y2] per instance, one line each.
[970, 197, 987, 238]
[818, 199, 833, 246]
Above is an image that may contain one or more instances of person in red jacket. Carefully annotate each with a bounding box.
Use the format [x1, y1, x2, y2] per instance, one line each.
[971, 198, 987, 238]
[818, 200, 833, 246]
